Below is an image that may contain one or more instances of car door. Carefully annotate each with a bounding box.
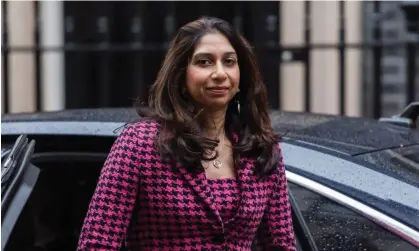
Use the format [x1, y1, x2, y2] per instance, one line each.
[287, 180, 419, 251]
[1, 134, 41, 251]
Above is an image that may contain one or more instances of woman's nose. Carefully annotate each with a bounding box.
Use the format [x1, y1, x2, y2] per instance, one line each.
[211, 62, 227, 80]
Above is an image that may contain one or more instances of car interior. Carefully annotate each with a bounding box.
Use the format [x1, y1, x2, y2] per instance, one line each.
[2, 134, 317, 251]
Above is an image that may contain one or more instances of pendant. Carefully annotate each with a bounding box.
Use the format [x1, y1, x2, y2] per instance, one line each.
[213, 159, 223, 168]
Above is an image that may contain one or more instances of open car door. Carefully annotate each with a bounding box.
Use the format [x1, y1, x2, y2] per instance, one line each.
[1, 134, 40, 250]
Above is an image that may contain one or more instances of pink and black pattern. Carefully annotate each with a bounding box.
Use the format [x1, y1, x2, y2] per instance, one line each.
[207, 178, 240, 222]
[77, 120, 296, 251]
[254, 145, 296, 251]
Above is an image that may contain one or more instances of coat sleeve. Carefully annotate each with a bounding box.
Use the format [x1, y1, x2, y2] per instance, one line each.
[77, 125, 141, 251]
[255, 145, 297, 251]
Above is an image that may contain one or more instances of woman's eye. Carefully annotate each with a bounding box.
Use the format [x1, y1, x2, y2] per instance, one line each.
[198, 59, 211, 66]
[224, 58, 236, 66]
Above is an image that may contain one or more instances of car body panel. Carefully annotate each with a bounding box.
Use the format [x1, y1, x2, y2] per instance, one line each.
[287, 171, 419, 248]
[1, 121, 126, 137]
[281, 142, 419, 232]
[354, 145, 419, 187]
[270, 110, 419, 156]
[3, 108, 419, 156]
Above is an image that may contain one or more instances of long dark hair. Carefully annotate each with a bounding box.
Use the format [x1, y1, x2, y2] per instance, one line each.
[137, 16, 280, 177]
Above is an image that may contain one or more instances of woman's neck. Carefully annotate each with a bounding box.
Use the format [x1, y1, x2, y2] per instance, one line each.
[202, 107, 227, 139]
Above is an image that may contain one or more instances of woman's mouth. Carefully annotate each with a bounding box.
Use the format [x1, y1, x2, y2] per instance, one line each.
[206, 87, 229, 95]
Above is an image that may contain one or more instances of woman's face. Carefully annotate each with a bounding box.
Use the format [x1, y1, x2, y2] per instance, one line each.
[185, 32, 240, 111]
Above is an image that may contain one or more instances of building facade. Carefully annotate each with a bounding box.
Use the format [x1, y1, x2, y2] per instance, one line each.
[2, 1, 418, 118]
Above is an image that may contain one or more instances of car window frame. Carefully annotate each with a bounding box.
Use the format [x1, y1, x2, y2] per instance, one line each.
[286, 170, 419, 248]
[288, 189, 319, 251]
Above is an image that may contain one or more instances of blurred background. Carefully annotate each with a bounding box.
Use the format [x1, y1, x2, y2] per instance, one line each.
[1, 1, 418, 119]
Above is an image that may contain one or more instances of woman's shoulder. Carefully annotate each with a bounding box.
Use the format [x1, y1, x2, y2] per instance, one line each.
[117, 118, 161, 144]
[129, 118, 161, 132]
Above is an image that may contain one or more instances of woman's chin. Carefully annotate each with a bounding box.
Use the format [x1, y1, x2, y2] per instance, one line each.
[204, 102, 230, 111]
[197, 96, 233, 111]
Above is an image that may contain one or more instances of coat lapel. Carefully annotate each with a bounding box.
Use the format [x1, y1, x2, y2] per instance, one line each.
[226, 132, 257, 223]
[174, 161, 224, 227]
[225, 155, 255, 224]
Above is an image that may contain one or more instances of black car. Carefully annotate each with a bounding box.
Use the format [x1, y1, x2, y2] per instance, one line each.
[1, 104, 419, 251]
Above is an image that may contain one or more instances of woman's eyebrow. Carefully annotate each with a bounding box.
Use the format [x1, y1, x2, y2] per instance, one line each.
[223, 52, 237, 57]
[192, 53, 213, 59]
[192, 52, 237, 58]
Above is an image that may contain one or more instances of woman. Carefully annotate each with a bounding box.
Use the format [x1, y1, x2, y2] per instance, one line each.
[77, 16, 296, 251]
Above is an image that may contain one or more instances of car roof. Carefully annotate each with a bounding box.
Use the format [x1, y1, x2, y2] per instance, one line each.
[269, 110, 419, 155]
[3, 107, 419, 156]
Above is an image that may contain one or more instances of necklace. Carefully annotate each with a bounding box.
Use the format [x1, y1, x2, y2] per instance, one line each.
[212, 134, 225, 169]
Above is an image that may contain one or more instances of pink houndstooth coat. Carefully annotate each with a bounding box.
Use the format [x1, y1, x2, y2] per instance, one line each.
[77, 120, 296, 251]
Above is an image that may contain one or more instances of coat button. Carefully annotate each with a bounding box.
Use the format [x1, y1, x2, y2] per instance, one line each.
[212, 234, 225, 244]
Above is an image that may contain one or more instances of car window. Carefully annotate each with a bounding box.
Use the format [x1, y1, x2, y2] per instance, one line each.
[288, 182, 419, 251]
